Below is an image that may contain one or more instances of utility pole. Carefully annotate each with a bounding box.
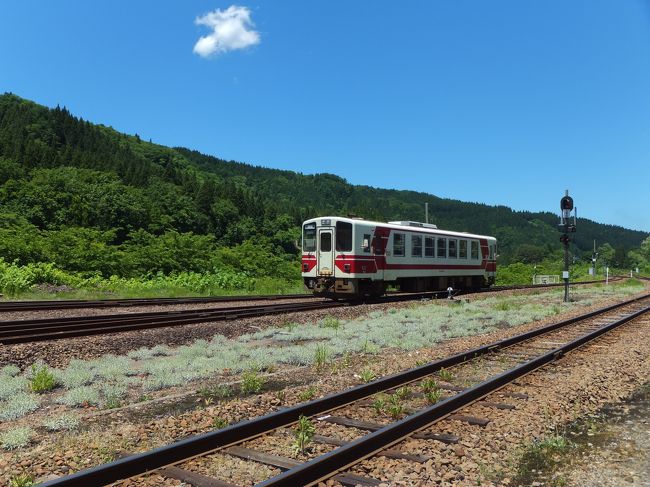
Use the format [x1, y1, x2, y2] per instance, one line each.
[558, 190, 577, 302]
[425, 203, 429, 224]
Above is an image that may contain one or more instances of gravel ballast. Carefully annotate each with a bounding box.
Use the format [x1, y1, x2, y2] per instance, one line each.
[1, 281, 648, 485]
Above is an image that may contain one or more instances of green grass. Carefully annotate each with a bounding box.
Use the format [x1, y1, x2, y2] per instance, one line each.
[212, 417, 229, 429]
[0, 258, 306, 298]
[9, 473, 35, 487]
[313, 345, 329, 371]
[359, 368, 376, 383]
[298, 385, 317, 402]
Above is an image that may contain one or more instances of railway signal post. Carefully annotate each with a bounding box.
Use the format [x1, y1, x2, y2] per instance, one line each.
[559, 190, 577, 302]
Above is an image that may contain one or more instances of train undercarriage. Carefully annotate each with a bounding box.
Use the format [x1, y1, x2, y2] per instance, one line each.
[305, 275, 494, 299]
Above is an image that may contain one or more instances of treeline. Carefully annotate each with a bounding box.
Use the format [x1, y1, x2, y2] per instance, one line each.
[0, 92, 648, 286]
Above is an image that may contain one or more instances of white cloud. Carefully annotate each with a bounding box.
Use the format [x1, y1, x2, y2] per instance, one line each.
[193, 5, 260, 58]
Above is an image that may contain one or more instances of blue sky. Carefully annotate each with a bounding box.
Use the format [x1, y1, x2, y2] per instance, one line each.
[1, 1, 649, 232]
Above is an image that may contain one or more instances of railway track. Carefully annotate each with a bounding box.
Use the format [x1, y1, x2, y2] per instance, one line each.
[0, 292, 456, 345]
[0, 300, 344, 345]
[39, 292, 650, 487]
[0, 277, 618, 313]
[0, 279, 623, 345]
[0, 294, 313, 312]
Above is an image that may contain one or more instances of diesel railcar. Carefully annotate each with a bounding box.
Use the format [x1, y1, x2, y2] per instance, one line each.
[301, 216, 497, 298]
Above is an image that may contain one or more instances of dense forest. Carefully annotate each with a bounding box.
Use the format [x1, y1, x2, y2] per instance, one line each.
[0, 93, 648, 294]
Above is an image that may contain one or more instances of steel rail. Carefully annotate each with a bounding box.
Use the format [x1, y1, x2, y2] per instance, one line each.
[38, 292, 650, 487]
[259, 301, 650, 486]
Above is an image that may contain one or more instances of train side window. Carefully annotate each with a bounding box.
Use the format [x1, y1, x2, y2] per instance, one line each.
[362, 234, 371, 253]
[425, 236, 435, 257]
[393, 233, 405, 256]
[320, 232, 332, 252]
[459, 240, 467, 259]
[437, 238, 447, 258]
[471, 241, 479, 259]
[336, 221, 353, 252]
[448, 239, 457, 258]
[412, 235, 422, 257]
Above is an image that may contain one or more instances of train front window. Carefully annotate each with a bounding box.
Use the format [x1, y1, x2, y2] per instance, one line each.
[336, 221, 353, 252]
[303, 223, 316, 252]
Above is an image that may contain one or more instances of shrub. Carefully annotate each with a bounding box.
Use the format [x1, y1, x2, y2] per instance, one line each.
[101, 383, 128, 409]
[58, 386, 99, 407]
[371, 394, 387, 414]
[420, 377, 439, 394]
[240, 370, 265, 394]
[386, 394, 404, 419]
[395, 386, 411, 400]
[320, 316, 342, 331]
[43, 413, 80, 431]
[1, 365, 21, 377]
[57, 364, 96, 389]
[1, 427, 33, 450]
[0, 393, 39, 420]
[0, 376, 28, 401]
[29, 364, 57, 393]
[425, 389, 443, 404]
[292, 415, 315, 455]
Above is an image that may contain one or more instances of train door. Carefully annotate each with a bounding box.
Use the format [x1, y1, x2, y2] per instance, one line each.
[318, 229, 334, 276]
[371, 227, 388, 282]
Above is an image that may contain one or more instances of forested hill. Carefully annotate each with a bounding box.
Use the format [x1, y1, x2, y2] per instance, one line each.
[0, 92, 646, 279]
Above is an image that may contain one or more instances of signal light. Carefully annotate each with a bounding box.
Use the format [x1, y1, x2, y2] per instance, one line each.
[560, 195, 574, 211]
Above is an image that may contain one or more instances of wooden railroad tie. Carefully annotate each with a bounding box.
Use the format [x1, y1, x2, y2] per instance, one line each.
[224, 446, 380, 486]
[318, 415, 460, 443]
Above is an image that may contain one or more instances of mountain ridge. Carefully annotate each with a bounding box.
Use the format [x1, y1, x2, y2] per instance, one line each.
[0, 92, 646, 277]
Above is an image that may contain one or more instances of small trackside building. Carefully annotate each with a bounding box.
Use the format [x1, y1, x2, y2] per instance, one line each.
[301, 216, 497, 298]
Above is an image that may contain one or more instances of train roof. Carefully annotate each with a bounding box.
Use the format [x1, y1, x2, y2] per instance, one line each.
[303, 216, 496, 241]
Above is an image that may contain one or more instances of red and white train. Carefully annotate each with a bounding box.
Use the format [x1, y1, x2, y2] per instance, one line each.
[301, 216, 497, 298]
